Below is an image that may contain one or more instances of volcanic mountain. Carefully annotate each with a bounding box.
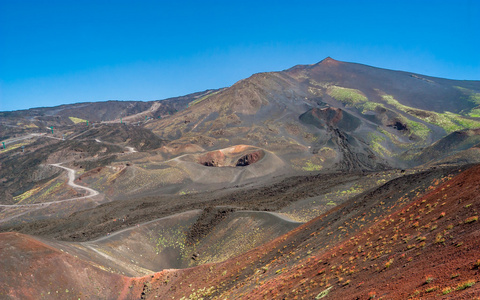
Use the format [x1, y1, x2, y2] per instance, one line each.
[146, 57, 480, 171]
[1, 58, 480, 299]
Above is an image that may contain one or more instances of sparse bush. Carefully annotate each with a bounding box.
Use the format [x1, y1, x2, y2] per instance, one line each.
[464, 216, 478, 223]
[384, 258, 394, 269]
[425, 286, 438, 293]
[425, 276, 434, 284]
[456, 280, 475, 290]
[368, 291, 376, 299]
[442, 287, 453, 295]
[434, 233, 445, 244]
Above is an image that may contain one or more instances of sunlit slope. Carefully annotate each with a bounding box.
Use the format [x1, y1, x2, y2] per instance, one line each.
[0, 232, 143, 299]
[147, 58, 480, 171]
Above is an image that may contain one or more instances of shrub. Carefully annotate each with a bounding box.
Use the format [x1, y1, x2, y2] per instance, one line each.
[434, 233, 445, 244]
[465, 216, 478, 223]
[442, 287, 453, 295]
[384, 258, 394, 268]
[456, 280, 475, 290]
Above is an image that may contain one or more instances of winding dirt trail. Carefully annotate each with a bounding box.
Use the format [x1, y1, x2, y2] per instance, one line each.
[49, 164, 100, 198]
[236, 210, 304, 224]
[0, 164, 100, 208]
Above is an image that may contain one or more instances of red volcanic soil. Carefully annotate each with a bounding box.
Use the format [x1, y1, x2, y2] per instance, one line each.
[311, 107, 344, 126]
[139, 165, 480, 299]
[0, 232, 145, 299]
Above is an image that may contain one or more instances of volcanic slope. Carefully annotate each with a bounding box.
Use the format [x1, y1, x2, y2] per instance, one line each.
[0, 232, 144, 299]
[1, 58, 480, 300]
[3, 58, 480, 210]
[406, 128, 480, 166]
[147, 57, 480, 171]
[0, 164, 470, 299]
[133, 164, 480, 300]
[0, 209, 302, 299]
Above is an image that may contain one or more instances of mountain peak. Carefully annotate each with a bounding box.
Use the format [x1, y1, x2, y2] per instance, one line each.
[318, 56, 339, 65]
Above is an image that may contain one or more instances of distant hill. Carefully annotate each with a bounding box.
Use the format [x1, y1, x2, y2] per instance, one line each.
[0, 89, 221, 136]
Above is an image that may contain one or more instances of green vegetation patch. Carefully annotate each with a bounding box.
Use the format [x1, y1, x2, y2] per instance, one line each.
[380, 94, 480, 134]
[150, 226, 189, 255]
[69, 116, 88, 124]
[455, 86, 480, 105]
[328, 86, 367, 105]
[302, 160, 323, 171]
[24, 123, 38, 128]
[468, 108, 480, 118]
[327, 85, 389, 115]
[456, 280, 475, 290]
[367, 131, 391, 157]
[13, 185, 43, 203]
[404, 119, 430, 140]
[291, 150, 336, 172]
[335, 184, 363, 197]
[188, 90, 221, 107]
[360, 101, 385, 113]
[0, 141, 33, 154]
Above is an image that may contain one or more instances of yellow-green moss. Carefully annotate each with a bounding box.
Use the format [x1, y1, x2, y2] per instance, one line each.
[328, 86, 367, 105]
[403, 118, 431, 140]
[367, 132, 391, 157]
[188, 90, 221, 107]
[302, 160, 323, 171]
[360, 101, 384, 113]
[468, 108, 480, 118]
[13, 186, 43, 203]
[381, 94, 480, 133]
[0, 141, 32, 154]
[69, 116, 88, 124]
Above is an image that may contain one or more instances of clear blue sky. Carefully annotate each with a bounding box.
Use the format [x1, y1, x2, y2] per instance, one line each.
[1, 0, 479, 111]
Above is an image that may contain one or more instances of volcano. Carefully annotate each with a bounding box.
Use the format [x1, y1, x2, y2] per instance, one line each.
[1, 58, 480, 299]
